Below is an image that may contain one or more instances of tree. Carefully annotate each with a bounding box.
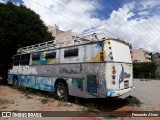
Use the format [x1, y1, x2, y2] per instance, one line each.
[0, 2, 54, 82]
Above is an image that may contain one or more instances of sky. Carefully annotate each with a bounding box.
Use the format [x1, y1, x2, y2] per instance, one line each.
[1, 0, 160, 52]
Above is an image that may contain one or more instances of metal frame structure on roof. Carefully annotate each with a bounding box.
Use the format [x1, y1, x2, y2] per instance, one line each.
[17, 29, 125, 54]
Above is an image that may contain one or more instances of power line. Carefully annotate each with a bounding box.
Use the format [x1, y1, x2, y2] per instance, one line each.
[90, 0, 160, 51]
[111, 0, 160, 51]
[69, 1, 125, 38]
[86, 0, 140, 37]
[27, 0, 87, 28]
[52, 0, 83, 18]
[112, 0, 160, 37]
[133, 0, 160, 33]
[28, 0, 124, 39]
[26, 0, 159, 51]
[52, 0, 159, 51]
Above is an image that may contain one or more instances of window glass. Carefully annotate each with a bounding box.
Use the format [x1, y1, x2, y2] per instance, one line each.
[32, 52, 41, 60]
[64, 49, 78, 58]
[20, 54, 30, 65]
[45, 52, 56, 59]
[13, 55, 20, 66]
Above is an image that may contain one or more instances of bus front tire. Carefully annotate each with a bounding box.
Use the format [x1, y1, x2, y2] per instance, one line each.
[55, 83, 68, 101]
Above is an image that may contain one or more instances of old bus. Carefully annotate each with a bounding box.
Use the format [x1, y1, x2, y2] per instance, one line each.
[7, 30, 134, 99]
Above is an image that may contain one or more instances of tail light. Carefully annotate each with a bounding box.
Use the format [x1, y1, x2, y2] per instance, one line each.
[112, 66, 116, 74]
[112, 66, 116, 84]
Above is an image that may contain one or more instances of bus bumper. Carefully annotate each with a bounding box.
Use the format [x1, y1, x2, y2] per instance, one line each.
[106, 87, 134, 97]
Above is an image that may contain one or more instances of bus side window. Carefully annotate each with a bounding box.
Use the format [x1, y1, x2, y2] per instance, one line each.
[45, 52, 56, 59]
[20, 54, 30, 65]
[64, 48, 78, 58]
[13, 55, 20, 66]
[32, 52, 41, 61]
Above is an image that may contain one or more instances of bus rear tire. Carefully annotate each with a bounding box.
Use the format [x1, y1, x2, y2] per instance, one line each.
[55, 82, 68, 101]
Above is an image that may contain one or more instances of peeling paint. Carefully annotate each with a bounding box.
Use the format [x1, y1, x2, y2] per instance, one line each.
[119, 65, 131, 83]
[8, 39, 133, 98]
[72, 78, 83, 91]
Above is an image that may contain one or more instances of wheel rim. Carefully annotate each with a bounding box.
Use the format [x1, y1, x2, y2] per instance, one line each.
[57, 85, 66, 98]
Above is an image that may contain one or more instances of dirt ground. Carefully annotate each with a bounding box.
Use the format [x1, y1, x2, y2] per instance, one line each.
[0, 85, 159, 120]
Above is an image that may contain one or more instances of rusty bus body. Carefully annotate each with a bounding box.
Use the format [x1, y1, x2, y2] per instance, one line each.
[8, 35, 133, 99]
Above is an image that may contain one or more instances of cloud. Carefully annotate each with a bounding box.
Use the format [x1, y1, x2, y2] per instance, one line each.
[23, 0, 103, 32]
[139, 0, 160, 10]
[0, 0, 7, 3]
[1, 0, 160, 52]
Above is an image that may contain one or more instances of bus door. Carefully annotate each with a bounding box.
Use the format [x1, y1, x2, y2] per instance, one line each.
[87, 74, 98, 95]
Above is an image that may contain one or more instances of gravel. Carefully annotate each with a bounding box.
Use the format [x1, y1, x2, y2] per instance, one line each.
[122, 79, 160, 110]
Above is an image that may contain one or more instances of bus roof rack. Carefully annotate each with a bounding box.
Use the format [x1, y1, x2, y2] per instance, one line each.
[17, 29, 122, 54]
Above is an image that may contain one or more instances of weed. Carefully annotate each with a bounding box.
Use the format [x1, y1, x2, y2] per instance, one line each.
[85, 103, 97, 111]
[0, 106, 7, 109]
[63, 102, 72, 107]
[104, 114, 117, 119]
[63, 103, 68, 107]
[56, 101, 63, 107]
[0, 99, 12, 106]
[12, 85, 54, 101]
[74, 98, 80, 105]
[140, 79, 151, 81]
[79, 106, 87, 111]
[125, 95, 142, 107]
[25, 94, 33, 99]
[41, 98, 49, 104]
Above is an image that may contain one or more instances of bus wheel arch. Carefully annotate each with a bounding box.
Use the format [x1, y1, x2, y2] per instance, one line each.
[54, 78, 69, 100]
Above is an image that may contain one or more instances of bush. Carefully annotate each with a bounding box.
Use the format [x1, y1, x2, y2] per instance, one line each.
[125, 96, 142, 107]
[133, 62, 158, 79]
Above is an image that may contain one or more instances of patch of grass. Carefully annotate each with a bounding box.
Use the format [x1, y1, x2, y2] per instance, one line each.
[78, 106, 87, 111]
[13, 85, 52, 98]
[0, 106, 7, 109]
[104, 114, 117, 119]
[125, 95, 142, 107]
[41, 98, 49, 104]
[63, 102, 72, 107]
[0, 99, 12, 106]
[56, 101, 63, 107]
[140, 79, 151, 81]
[25, 94, 33, 99]
[85, 103, 97, 112]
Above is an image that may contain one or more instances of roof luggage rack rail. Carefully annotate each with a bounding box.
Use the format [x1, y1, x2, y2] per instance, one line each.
[17, 29, 121, 54]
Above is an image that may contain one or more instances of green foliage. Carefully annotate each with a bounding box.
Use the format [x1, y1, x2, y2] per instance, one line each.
[0, 98, 13, 106]
[133, 62, 157, 79]
[41, 98, 49, 104]
[104, 114, 117, 119]
[0, 2, 54, 80]
[125, 95, 142, 107]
